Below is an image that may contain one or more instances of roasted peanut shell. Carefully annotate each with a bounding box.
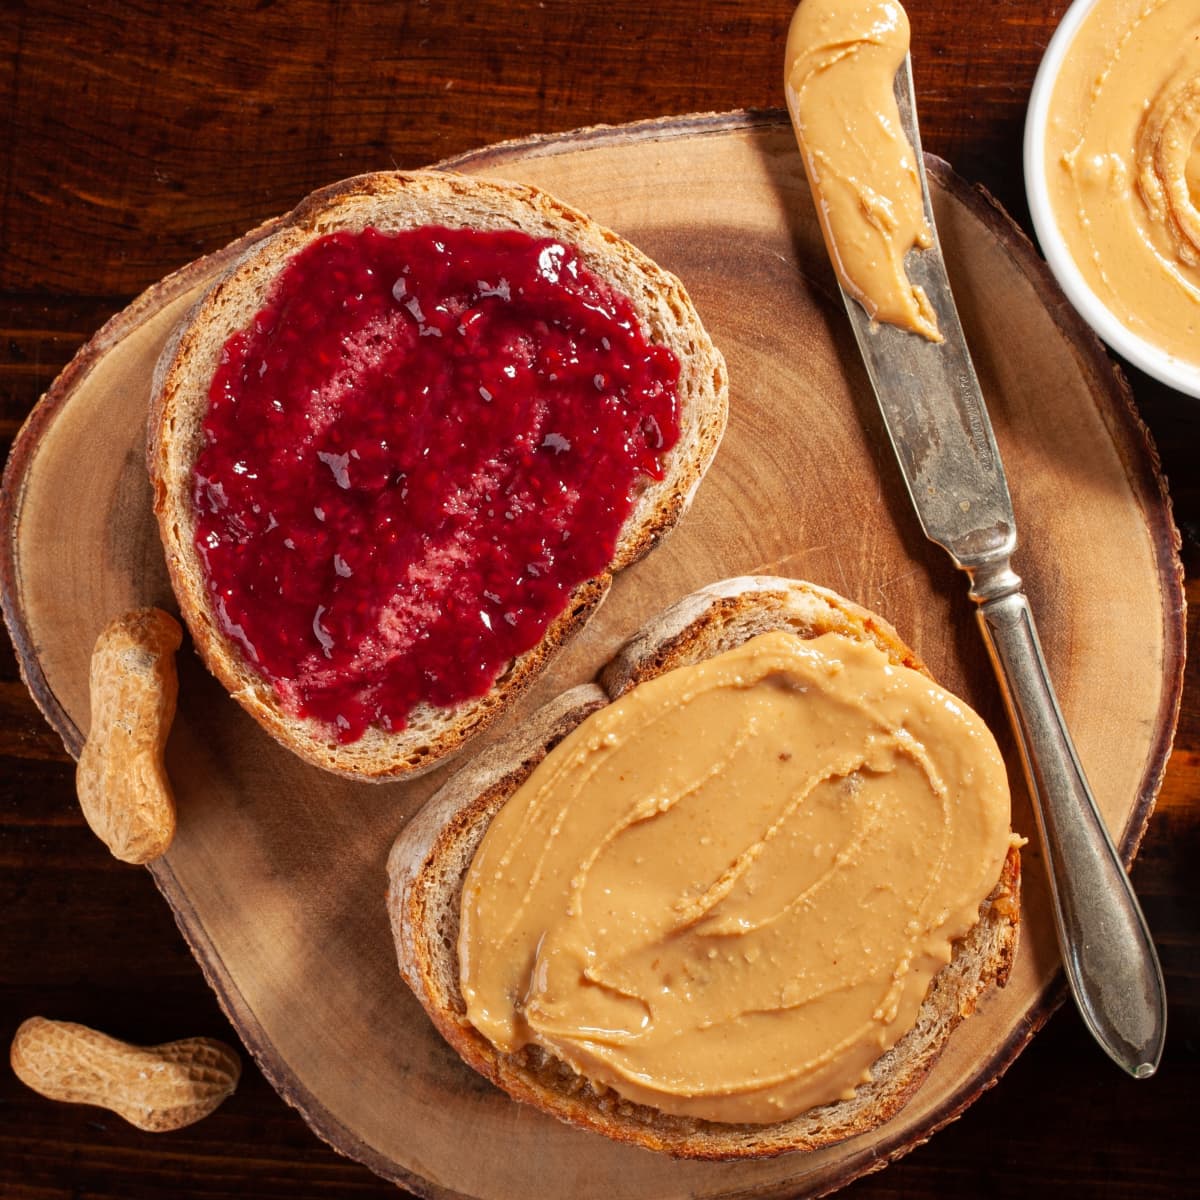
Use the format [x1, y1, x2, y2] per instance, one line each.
[10, 1016, 241, 1131]
[76, 607, 183, 863]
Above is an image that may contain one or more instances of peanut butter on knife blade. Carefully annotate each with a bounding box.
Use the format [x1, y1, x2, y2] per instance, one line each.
[784, 0, 941, 340]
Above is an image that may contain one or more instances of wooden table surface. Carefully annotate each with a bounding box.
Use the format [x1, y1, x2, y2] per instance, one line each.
[2, 2, 1196, 1197]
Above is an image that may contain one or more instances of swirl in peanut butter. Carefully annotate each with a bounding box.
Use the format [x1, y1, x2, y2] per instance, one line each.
[1045, 0, 1200, 364]
[784, 0, 941, 340]
[458, 631, 1013, 1124]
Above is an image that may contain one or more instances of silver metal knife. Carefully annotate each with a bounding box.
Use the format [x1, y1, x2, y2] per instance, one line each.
[806, 56, 1167, 1077]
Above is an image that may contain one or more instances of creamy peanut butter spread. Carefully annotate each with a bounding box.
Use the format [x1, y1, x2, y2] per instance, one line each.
[1045, 0, 1200, 364]
[784, 0, 941, 340]
[458, 630, 1013, 1124]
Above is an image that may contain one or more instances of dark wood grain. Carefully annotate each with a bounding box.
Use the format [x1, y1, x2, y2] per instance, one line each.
[1, 2, 1196, 1198]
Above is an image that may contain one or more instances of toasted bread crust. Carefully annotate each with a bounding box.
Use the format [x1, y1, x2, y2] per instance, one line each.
[148, 170, 729, 780]
[386, 576, 1021, 1158]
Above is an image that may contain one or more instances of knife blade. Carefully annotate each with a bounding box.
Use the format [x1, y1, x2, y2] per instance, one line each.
[793, 52, 1167, 1077]
[841, 63, 1016, 574]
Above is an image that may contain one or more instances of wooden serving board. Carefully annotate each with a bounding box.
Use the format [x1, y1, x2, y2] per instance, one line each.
[1, 113, 1184, 1199]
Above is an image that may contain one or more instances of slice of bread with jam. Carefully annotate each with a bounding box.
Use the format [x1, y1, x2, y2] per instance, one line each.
[148, 170, 728, 780]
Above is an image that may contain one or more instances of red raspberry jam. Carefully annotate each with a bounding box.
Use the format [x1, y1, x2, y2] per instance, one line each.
[193, 226, 681, 743]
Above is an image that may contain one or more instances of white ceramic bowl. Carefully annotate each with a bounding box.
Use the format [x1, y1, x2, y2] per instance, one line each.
[1024, 0, 1200, 397]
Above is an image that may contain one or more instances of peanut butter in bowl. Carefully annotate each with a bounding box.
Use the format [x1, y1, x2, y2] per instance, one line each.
[1026, 0, 1200, 394]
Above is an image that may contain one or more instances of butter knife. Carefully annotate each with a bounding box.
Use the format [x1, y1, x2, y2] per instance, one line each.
[793, 56, 1167, 1077]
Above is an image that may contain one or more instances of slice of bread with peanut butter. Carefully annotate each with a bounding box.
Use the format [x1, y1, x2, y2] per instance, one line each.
[387, 576, 1021, 1157]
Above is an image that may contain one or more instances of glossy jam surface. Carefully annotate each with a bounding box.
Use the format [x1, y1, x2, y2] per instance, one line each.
[193, 226, 681, 742]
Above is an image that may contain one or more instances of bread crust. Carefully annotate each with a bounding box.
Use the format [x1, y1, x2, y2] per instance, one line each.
[386, 576, 1021, 1158]
[147, 170, 729, 780]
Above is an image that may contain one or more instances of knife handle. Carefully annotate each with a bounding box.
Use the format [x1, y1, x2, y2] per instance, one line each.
[975, 587, 1167, 1077]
